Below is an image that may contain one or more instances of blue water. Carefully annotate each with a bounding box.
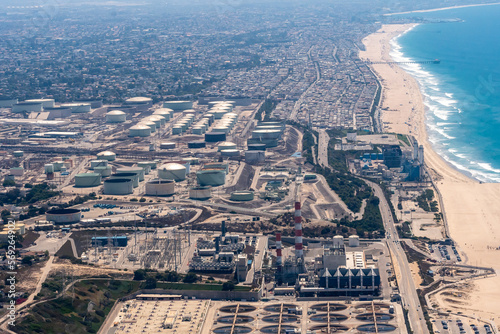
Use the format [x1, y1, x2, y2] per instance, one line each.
[392, 4, 500, 182]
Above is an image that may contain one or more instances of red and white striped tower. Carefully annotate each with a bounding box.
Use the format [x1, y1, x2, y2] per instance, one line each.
[294, 201, 303, 259]
[276, 232, 282, 270]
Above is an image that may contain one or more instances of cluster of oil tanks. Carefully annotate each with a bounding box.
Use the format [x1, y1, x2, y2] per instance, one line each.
[128, 108, 173, 137]
[249, 121, 285, 148]
[172, 110, 196, 135]
[10, 98, 91, 114]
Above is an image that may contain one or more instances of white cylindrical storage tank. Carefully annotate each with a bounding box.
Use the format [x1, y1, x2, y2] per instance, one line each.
[116, 167, 145, 181]
[348, 235, 360, 247]
[333, 235, 344, 248]
[137, 161, 157, 170]
[172, 126, 183, 135]
[153, 108, 172, 121]
[183, 109, 196, 116]
[196, 169, 226, 186]
[252, 129, 282, 139]
[129, 124, 151, 137]
[103, 178, 133, 195]
[13, 151, 24, 157]
[111, 173, 139, 188]
[61, 103, 91, 113]
[106, 110, 127, 123]
[52, 161, 65, 172]
[220, 149, 240, 157]
[139, 120, 156, 133]
[230, 191, 254, 201]
[145, 179, 175, 196]
[90, 160, 108, 169]
[192, 127, 205, 135]
[163, 100, 193, 111]
[160, 142, 176, 149]
[46, 208, 81, 224]
[213, 126, 230, 134]
[218, 142, 237, 151]
[26, 98, 55, 108]
[97, 151, 116, 161]
[136, 163, 151, 175]
[158, 163, 186, 182]
[94, 166, 112, 177]
[211, 109, 228, 119]
[208, 101, 226, 107]
[44, 164, 55, 174]
[74, 173, 101, 187]
[146, 115, 165, 127]
[189, 186, 211, 200]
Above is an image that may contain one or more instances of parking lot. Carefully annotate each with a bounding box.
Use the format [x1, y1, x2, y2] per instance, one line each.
[434, 318, 494, 334]
[429, 244, 462, 263]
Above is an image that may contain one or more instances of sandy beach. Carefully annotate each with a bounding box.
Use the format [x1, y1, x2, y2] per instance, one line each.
[383, 2, 500, 16]
[360, 24, 500, 323]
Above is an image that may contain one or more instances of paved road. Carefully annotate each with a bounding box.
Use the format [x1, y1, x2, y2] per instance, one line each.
[317, 129, 330, 168]
[366, 179, 429, 334]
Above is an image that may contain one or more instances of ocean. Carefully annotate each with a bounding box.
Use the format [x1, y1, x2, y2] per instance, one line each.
[391, 4, 500, 182]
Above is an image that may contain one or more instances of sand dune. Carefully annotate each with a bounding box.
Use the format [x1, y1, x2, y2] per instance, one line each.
[360, 24, 500, 324]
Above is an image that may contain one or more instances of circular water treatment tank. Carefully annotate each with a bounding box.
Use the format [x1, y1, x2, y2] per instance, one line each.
[357, 324, 396, 333]
[97, 151, 116, 161]
[261, 325, 297, 334]
[94, 166, 112, 177]
[106, 110, 127, 123]
[188, 141, 206, 149]
[111, 172, 139, 188]
[219, 304, 256, 314]
[309, 325, 349, 333]
[230, 191, 254, 201]
[262, 315, 298, 323]
[310, 313, 348, 322]
[103, 178, 133, 195]
[145, 179, 175, 196]
[213, 326, 252, 334]
[158, 163, 187, 182]
[74, 173, 101, 187]
[310, 303, 347, 312]
[354, 303, 390, 312]
[46, 208, 81, 224]
[163, 100, 193, 111]
[217, 315, 253, 324]
[356, 313, 394, 322]
[189, 186, 211, 200]
[160, 142, 176, 149]
[263, 304, 298, 313]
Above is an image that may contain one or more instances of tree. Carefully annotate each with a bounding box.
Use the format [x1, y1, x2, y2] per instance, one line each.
[183, 272, 198, 283]
[22, 256, 33, 266]
[133, 269, 146, 281]
[144, 277, 157, 289]
[222, 281, 235, 291]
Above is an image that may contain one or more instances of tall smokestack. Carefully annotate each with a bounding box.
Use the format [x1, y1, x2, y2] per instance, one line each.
[294, 201, 303, 259]
[276, 232, 282, 270]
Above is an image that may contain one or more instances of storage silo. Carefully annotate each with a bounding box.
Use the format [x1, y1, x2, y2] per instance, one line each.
[90, 160, 108, 169]
[116, 167, 145, 181]
[252, 129, 282, 139]
[52, 161, 65, 172]
[245, 151, 265, 164]
[218, 142, 237, 151]
[128, 124, 151, 137]
[230, 191, 254, 201]
[196, 169, 226, 186]
[44, 164, 55, 174]
[61, 103, 91, 113]
[220, 149, 240, 157]
[205, 132, 226, 142]
[145, 179, 175, 196]
[94, 166, 112, 177]
[97, 151, 116, 161]
[140, 120, 156, 133]
[111, 172, 139, 188]
[188, 141, 206, 149]
[26, 98, 55, 108]
[189, 186, 211, 200]
[163, 100, 193, 111]
[348, 235, 360, 247]
[158, 163, 187, 181]
[333, 235, 344, 248]
[74, 173, 101, 187]
[106, 110, 127, 123]
[103, 178, 133, 195]
[46, 208, 81, 224]
[160, 142, 176, 149]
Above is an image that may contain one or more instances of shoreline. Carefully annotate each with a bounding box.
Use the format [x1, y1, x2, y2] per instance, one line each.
[360, 23, 500, 322]
[383, 2, 500, 16]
